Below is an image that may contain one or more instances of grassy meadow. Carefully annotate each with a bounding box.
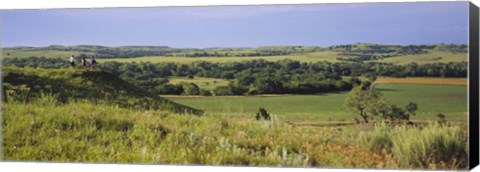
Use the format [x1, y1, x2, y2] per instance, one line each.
[94, 49, 466, 65]
[96, 53, 340, 64]
[372, 50, 467, 64]
[2, 95, 468, 169]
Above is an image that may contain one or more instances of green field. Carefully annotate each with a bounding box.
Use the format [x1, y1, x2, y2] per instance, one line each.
[2, 49, 95, 58]
[4, 47, 467, 65]
[96, 53, 339, 64]
[165, 84, 467, 121]
[96, 50, 467, 65]
[372, 50, 467, 64]
[95, 51, 341, 64]
[168, 77, 231, 90]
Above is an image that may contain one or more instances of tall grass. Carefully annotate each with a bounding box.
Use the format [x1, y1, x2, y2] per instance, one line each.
[359, 122, 468, 169]
[2, 94, 468, 169]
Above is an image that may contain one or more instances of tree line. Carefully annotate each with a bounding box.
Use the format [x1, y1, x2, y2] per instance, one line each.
[3, 57, 467, 96]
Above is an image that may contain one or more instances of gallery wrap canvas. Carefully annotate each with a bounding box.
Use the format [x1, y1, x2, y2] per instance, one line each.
[0, 0, 479, 171]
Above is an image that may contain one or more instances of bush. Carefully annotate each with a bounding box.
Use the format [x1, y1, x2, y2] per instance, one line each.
[3, 84, 31, 103]
[255, 107, 271, 121]
[199, 89, 212, 96]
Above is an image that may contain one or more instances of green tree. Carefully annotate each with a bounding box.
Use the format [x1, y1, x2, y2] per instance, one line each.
[344, 86, 383, 123]
[380, 102, 418, 122]
[182, 83, 200, 95]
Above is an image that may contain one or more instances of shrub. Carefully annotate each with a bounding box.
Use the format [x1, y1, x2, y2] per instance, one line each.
[199, 89, 212, 96]
[3, 84, 31, 103]
[255, 107, 271, 121]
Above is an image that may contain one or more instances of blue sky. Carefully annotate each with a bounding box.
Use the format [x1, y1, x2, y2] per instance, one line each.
[1, 2, 469, 48]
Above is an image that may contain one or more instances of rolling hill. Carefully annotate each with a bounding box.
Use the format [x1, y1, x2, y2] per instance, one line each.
[1, 67, 203, 115]
[1, 43, 468, 65]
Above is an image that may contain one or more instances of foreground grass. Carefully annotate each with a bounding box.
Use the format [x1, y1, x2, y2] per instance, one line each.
[2, 97, 468, 169]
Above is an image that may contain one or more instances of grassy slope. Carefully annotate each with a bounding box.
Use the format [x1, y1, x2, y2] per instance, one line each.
[2, 98, 468, 169]
[1, 67, 203, 115]
[372, 50, 467, 64]
[166, 84, 467, 121]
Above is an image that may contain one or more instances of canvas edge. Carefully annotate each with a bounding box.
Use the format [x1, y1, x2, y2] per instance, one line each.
[469, 1, 480, 170]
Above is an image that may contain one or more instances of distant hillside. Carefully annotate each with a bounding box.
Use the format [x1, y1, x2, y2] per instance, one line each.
[1, 67, 203, 115]
[2, 43, 467, 61]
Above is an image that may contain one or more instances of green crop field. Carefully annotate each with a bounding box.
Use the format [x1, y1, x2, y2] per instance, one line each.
[372, 50, 467, 64]
[165, 83, 467, 121]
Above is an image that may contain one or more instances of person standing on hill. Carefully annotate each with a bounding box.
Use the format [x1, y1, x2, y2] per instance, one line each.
[81, 57, 87, 69]
[69, 55, 76, 68]
[89, 56, 96, 69]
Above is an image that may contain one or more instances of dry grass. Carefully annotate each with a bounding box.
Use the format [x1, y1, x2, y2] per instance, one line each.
[375, 77, 467, 86]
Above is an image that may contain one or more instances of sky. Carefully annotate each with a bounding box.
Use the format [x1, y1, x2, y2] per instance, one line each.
[0, 1, 469, 48]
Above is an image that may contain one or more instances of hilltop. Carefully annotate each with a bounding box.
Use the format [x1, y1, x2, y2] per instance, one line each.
[1, 67, 203, 115]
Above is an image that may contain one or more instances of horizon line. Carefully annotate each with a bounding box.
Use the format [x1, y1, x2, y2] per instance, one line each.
[2, 42, 468, 49]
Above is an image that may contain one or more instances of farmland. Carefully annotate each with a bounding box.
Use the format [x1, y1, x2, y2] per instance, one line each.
[96, 53, 340, 64]
[372, 50, 467, 64]
[95, 49, 465, 65]
[375, 77, 467, 86]
[165, 82, 468, 121]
